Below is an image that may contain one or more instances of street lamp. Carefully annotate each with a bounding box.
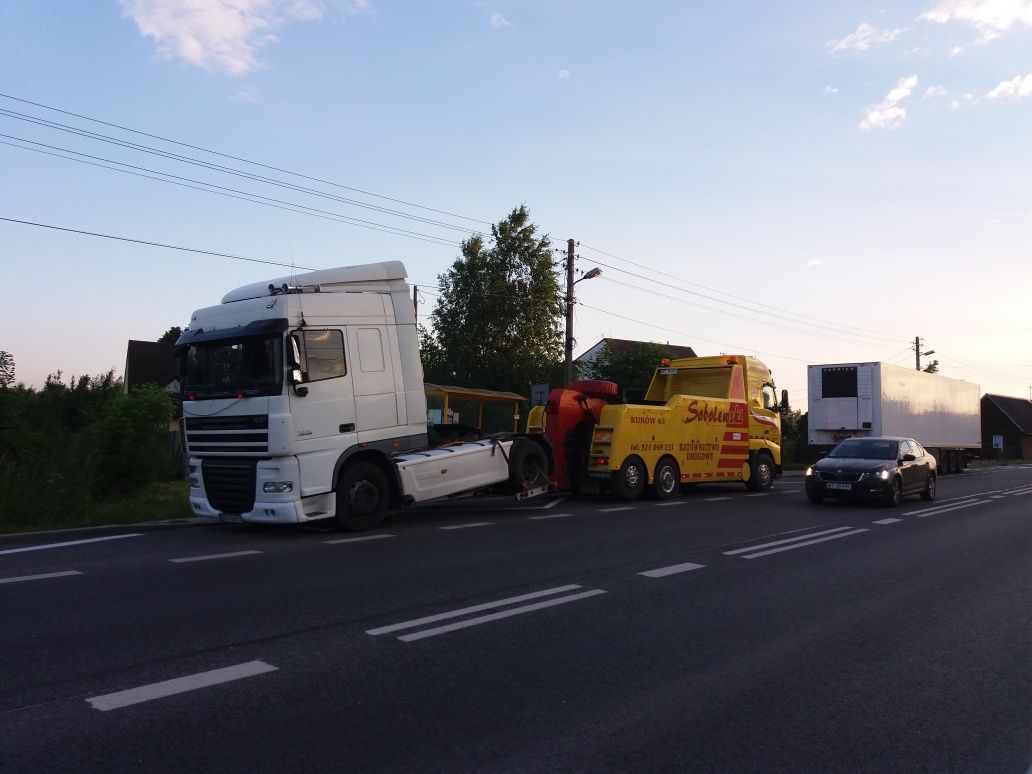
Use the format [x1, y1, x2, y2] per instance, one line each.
[564, 260, 602, 386]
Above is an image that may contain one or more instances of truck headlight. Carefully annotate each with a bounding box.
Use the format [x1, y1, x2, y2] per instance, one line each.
[263, 481, 294, 494]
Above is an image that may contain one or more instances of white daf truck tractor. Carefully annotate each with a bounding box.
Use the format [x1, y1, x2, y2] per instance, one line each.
[177, 261, 551, 531]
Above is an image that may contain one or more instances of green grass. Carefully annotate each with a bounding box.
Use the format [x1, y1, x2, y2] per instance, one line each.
[0, 479, 194, 535]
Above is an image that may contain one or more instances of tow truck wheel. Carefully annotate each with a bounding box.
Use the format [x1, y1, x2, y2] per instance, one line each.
[508, 438, 548, 494]
[653, 457, 681, 499]
[745, 452, 775, 491]
[336, 461, 388, 531]
[613, 456, 646, 500]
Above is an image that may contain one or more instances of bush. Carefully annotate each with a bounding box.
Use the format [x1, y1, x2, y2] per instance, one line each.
[0, 373, 178, 531]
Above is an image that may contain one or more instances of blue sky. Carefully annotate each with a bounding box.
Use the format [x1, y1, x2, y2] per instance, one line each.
[2, 0, 1031, 403]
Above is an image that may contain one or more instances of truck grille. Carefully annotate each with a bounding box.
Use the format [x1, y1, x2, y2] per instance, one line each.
[202, 459, 257, 514]
[186, 415, 269, 454]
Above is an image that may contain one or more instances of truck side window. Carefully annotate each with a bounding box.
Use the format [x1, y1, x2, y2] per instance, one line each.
[761, 384, 777, 411]
[296, 329, 347, 382]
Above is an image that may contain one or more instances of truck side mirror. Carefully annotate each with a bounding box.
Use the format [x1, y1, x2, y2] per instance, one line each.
[288, 335, 302, 368]
[290, 368, 308, 397]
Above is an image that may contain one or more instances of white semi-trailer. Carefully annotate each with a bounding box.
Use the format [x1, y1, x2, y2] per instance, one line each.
[807, 362, 980, 474]
[178, 261, 550, 530]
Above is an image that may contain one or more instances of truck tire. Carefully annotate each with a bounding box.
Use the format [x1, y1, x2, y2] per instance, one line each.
[336, 461, 389, 531]
[652, 457, 681, 499]
[613, 456, 646, 501]
[508, 438, 548, 494]
[745, 452, 775, 491]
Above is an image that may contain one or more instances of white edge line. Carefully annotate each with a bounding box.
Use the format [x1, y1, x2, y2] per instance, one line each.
[0, 570, 83, 585]
[0, 533, 144, 556]
[599, 506, 633, 512]
[438, 522, 494, 531]
[324, 533, 395, 544]
[398, 589, 607, 642]
[168, 550, 262, 564]
[723, 526, 854, 555]
[527, 513, 573, 520]
[741, 529, 869, 559]
[639, 562, 705, 578]
[86, 660, 277, 711]
[366, 584, 583, 636]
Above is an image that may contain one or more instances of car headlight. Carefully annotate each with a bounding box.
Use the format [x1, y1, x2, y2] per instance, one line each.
[805, 466, 813, 477]
[876, 470, 889, 481]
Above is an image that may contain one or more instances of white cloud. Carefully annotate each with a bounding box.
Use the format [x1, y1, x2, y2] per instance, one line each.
[489, 13, 511, 28]
[988, 73, 1032, 98]
[922, 0, 1032, 42]
[827, 22, 904, 52]
[859, 75, 918, 130]
[557, 69, 571, 80]
[924, 85, 948, 98]
[824, 84, 839, 94]
[806, 259, 823, 267]
[119, 0, 323, 75]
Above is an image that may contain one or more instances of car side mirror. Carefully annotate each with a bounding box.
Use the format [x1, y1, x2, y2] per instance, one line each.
[902, 453, 916, 462]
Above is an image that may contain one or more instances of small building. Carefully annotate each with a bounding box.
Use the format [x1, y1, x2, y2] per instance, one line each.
[981, 393, 1032, 460]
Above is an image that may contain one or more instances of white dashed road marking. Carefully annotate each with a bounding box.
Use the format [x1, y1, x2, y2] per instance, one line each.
[324, 534, 395, 544]
[639, 562, 705, 578]
[0, 570, 82, 585]
[169, 550, 262, 564]
[438, 522, 494, 531]
[724, 526, 868, 559]
[704, 497, 732, 502]
[0, 533, 143, 556]
[528, 513, 573, 520]
[872, 518, 902, 525]
[86, 660, 277, 711]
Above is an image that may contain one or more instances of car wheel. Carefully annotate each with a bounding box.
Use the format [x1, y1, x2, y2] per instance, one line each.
[613, 455, 646, 501]
[920, 472, 936, 501]
[884, 477, 902, 507]
[807, 492, 823, 504]
[652, 457, 681, 500]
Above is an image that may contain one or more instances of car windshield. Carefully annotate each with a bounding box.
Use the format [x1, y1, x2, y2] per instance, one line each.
[183, 335, 283, 398]
[828, 439, 899, 460]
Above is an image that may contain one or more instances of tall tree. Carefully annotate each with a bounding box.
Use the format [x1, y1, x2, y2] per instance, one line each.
[421, 205, 563, 395]
[158, 326, 183, 345]
[0, 351, 13, 389]
[922, 359, 940, 374]
[587, 341, 680, 397]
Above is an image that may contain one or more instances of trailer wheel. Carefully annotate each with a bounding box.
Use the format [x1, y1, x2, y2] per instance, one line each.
[745, 452, 775, 491]
[613, 456, 646, 501]
[920, 472, 936, 501]
[336, 461, 389, 531]
[508, 438, 548, 494]
[652, 457, 681, 500]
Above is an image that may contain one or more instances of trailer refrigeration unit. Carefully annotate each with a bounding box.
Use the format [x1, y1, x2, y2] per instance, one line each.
[177, 261, 551, 531]
[807, 362, 980, 473]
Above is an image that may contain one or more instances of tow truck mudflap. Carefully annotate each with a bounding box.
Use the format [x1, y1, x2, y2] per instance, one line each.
[515, 484, 549, 501]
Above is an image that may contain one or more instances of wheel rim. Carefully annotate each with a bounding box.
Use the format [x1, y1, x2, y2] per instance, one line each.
[892, 480, 901, 503]
[928, 477, 935, 497]
[658, 465, 676, 493]
[349, 479, 380, 515]
[757, 461, 772, 487]
[625, 464, 641, 489]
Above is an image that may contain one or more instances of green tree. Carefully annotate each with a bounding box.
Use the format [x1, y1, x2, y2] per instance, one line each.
[586, 341, 680, 398]
[421, 205, 563, 395]
[0, 351, 13, 389]
[158, 326, 183, 345]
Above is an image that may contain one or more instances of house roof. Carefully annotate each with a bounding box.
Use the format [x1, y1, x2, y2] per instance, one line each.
[983, 393, 1032, 433]
[124, 340, 179, 393]
[577, 338, 697, 360]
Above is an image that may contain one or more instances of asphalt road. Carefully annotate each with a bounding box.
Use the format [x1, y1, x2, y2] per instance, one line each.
[2, 466, 1030, 773]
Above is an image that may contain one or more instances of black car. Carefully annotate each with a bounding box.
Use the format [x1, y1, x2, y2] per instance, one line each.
[805, 436, 936, 506]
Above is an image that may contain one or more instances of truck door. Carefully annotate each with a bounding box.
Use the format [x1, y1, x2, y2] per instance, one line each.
[347, 325, 399, 432]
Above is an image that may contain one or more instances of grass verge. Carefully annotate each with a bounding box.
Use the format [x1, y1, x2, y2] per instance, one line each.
[1, 479, 194, 535]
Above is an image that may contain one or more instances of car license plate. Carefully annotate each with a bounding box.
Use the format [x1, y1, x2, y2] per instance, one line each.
[219, 512, 243, 523]
[826, 482, 852, 491]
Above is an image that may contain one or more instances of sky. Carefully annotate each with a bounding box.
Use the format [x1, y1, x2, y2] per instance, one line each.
[2, 0, 1031, 407]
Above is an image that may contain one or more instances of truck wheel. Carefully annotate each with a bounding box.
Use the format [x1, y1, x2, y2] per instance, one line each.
[884, 477, 902, 507]
[508, 438, 548, 493]
[920, 472, 936, 501]
[613, 456, 646, 501]
[652, 457, 681, 500]
[745, 452, 774, 491]
[336, 461, 388, 531]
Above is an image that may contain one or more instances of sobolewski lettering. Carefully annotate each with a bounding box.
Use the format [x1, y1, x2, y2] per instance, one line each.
[682, 400, 747, 426]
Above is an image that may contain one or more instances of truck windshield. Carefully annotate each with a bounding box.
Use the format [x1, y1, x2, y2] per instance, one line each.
[183, 335, 283, 398]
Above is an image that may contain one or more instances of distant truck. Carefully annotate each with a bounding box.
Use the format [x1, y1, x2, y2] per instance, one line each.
[177, 261, 550, 531]
[585, 355, 785, 498]
[807, 362, 980, 473]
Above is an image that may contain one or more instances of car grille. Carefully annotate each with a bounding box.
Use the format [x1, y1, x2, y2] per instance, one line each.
[186, 414, 269, 454]
[202, 459, 257, 514]
[817, 471, 863, 483]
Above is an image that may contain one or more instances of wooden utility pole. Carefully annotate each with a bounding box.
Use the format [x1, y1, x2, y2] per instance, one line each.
[564, 238, 576, 386]
[412, 285, 418, 320]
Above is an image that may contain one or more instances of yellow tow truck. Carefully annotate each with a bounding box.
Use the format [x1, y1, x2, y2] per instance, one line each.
[587, 355, 783, 499]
